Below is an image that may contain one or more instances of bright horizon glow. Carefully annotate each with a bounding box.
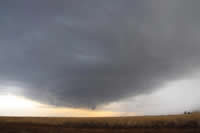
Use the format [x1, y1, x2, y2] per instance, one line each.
[0, 94, 41, 116]
[0, 78, 199, 117]
[0, 94, 38, 109]
[0, 94, 125, 117]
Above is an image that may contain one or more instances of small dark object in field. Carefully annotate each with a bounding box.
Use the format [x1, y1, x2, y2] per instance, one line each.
[184, 111, 192, 115]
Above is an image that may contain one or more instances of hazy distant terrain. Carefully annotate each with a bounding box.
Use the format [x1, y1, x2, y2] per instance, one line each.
[0, 113, 200, 133]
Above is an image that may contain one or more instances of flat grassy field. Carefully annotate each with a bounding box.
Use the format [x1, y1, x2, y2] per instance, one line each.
[0, 113, 200, 133]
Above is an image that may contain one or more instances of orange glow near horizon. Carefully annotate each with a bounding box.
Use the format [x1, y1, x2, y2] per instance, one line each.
[0, 94, 132, 117]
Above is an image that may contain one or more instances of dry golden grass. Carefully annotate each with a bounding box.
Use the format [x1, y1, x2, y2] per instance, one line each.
[0, 113, 199, 133]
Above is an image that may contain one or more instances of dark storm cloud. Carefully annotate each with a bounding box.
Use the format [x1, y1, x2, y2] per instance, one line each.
[0, 0, 200, 108]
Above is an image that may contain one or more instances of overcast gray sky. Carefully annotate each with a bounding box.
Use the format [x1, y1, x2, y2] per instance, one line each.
[0, 0, 200, 115]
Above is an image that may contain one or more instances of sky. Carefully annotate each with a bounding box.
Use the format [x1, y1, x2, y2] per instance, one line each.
[0, 0, 200, 117]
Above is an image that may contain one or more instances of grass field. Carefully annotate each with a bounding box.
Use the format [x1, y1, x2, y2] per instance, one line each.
[0, 113, 200, 133]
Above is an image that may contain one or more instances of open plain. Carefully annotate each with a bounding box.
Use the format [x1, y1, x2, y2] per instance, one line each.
[0, 113, 200, 133]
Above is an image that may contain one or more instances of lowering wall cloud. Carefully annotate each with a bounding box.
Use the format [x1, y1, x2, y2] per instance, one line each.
[0, 0, 200, 109]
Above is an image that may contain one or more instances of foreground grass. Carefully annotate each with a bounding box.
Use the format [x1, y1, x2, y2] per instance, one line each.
[0, 113, 200, 133]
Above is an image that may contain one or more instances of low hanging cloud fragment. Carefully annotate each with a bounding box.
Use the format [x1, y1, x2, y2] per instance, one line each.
[0, 0, 200, 108]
